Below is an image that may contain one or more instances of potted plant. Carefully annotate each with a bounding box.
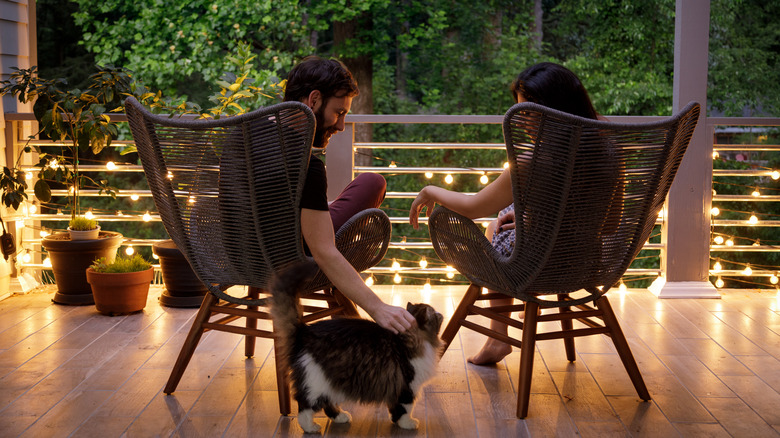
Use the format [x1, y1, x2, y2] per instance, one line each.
[87, 253, 154, 315]
[0, 66, 129, 304]
[67, 216, 100, 240]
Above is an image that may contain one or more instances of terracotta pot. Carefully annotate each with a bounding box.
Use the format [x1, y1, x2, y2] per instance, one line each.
[86, 267, 154, 315]
[152, 240, 208, 308]
[42, 231, 124, 305]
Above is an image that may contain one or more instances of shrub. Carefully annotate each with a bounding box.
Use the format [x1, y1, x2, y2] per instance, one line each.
[91, 254, 152, 273]
[69, 216, 98, 231]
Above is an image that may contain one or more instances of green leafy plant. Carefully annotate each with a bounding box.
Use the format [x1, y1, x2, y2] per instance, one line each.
[68, 216, 98, 231]
[90, 253, 151, 273]
[0, 65, 131, 218]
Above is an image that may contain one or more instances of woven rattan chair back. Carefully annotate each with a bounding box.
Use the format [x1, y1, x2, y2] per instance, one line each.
[431, 101, 701, 306]
[126, 96, 318, 304]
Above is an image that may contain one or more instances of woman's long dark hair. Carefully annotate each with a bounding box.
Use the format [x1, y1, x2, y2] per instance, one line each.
[512, 62, 598, 120]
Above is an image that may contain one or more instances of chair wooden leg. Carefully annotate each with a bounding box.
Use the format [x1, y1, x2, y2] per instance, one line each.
[595, 296, 651, 401]
[245, 287, 260, 358]
[558, 294, 576, 362]
[273, 322, 292, 416]
[164, 292, 217, 394]
[517, 300, 540, 419]
[329, 287, 360, 317]
[440, 283, 481, 356]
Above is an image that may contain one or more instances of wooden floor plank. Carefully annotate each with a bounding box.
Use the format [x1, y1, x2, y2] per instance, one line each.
[0, 286, 778, 437]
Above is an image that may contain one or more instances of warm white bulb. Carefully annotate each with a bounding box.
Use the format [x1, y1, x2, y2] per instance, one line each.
[772, 170, 780, 180]
[444, 174, 453, 184]
[167, 171, 174, 179]
[22, 253, 31, 264]
[446, 271, 455, 279]
[712, 151, 719, 159]
[445, 265, 455, 279]
[424, 172, 433, 179]
[391, 259, 401, 271]
[188, 196, 196, 204]
[726, 239, 734, 246]
[152, 253, 159, 260]
[393, 273, 402, 284]
[711, 207, 720, 216]
[84, 210, 94, 220]
[40, 230, 49, 238]
[752, 189, 760, 197]
[43, 257, 52, 267]
[125, 246, 135, 255]
[480, 174, 489, 184]
[713, 235, 724, 245]
[365, 276, 374, 287]
[503, 162, 509, 169]
[49, 159, 58, 169]
[419, 258, 428, 269]
[618, 282, 627, 292]
[29, 204, 37, 214]
[423, 281, 431, 292]
[749, 215, 758, 225]
[715, 277, 724, 288]
[482, 221, 490, 229]
[25, 172, 33, 180]
[713, 261, 722, 272]
[106, 161, 116, 170]
[743, 266, 752, 276]
[143, 211, 152, 222]
[771, 274, 779, 285]
[130, 194, 140, 201]
[389, 161, 397, 168]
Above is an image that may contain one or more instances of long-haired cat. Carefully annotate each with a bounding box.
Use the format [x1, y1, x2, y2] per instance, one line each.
[271, 261, 443, 434]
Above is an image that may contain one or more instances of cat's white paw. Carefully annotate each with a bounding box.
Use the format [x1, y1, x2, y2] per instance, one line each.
[297, 410, 321, 434]
[333, 410, 352, 424]
[396, 414, 419, 430]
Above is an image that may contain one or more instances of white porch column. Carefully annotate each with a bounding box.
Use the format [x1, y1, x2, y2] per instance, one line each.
[324, 122, 355, 202]
[656, 0, 719, 298]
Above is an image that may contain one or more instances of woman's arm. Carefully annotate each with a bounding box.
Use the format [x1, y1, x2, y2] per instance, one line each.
[301, 208, 416, 333]
[409, 169, 514, 229]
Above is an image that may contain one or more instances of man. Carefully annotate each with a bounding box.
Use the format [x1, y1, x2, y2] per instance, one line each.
[284, 56, 415, 333]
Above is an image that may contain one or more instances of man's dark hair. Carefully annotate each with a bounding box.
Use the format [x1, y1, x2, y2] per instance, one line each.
[283, 56, 359, 103]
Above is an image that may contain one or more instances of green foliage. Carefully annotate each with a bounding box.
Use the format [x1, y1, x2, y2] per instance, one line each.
[68, 216, 98, 231]
[90, 253, 152, 273]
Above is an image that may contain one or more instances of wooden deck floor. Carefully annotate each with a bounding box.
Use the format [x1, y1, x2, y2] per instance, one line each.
[0, 284, 779, 437]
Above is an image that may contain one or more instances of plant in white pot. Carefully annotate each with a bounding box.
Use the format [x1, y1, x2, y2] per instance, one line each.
[87, 253, 154, 315]
[67, 216, 100, 240]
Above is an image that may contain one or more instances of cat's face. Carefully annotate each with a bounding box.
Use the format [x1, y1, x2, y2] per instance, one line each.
[406, 302, 444, 335]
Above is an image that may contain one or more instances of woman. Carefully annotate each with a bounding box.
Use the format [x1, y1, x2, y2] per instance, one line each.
[409, 62, 600, 365]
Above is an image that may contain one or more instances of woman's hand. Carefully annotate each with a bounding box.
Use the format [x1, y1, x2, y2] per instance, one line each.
[409, 186, 436, 229]
[496, 209, 515, 232]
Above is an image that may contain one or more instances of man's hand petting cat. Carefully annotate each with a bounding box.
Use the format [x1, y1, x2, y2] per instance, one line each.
[374, 304, 416, 334]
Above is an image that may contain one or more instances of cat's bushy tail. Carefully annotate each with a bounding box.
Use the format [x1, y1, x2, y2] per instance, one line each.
[270, 260, 319, 339]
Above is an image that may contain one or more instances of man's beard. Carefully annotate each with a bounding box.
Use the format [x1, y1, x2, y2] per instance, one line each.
[312, 107, 339, 148]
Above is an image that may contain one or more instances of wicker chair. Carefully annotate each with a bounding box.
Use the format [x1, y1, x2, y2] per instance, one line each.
[430, 101, 701, 418]
[124, 96, 391, 415]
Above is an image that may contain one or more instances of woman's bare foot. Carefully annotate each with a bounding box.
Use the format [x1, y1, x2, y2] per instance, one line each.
[467, 338, 512, 365]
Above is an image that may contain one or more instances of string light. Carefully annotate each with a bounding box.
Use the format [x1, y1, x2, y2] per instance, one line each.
[480, 173, 489, 184]
[106, 161, 116, 170]
[365, 275, 374, 287]
[152, 253, 159, 260]
[424, 171, 433, 179]
[40, 230, 49, 238]
[446, 265, 455, 279]
[419, 257, 428, 269]
[25, 172, 33, 180]
[393, 273, 402, 284]
[423, 280, 431, 292]
[388, 161, 397, 168]
[84, 209, 94, 220]
[713, 260, 722, 272]
[43, 257, 52, 267]
[143, 211, 152, 222]
[125, 246, 135, 255]
[391, 259, 401, 271]
[771, 273, 779, 285]
[726, 238, 734, 246]
[742, 265, 753, 276]
[748, 214, 758, 225]
[503, 162, 509, 169]
[49, 159, 58, 169]
[167, 171, 173, 179]
[711, 207, 720, 216]
[713, 235, 724, 245]
[22, 252, 31, 264]
[130, 194, 140, 201]
[772, 170, 780, 180]
[712, 151, 719, 159]
[444, 174, 454, 184]
[751, 188, 760, 197]
[715, 277, 724, 288]
[188, 196, 196, 204]
[618, 281, 627, 292]
[28, 203, 37, 215]
[481, 221, 491, 228]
